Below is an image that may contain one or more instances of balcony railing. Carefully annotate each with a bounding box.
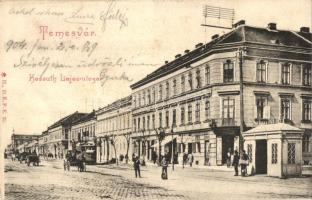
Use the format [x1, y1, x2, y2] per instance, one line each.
[210, 118, 238, 128]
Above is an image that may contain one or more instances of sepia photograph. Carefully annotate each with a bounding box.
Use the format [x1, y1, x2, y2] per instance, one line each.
[0, 0, 311, 199]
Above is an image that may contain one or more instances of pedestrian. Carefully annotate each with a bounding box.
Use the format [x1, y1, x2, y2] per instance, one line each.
[188, 153, 194, 167]
[133, 156, 141, 178]
[240, 150, 249, 177]
[152, 151, 157, 165]
[183, 153, 188, 168]
[125, 154, 129, 164]
[232, 150, 239, 176]
[226, 148, 232, 168]
[132, 153, 136, 163]
[161, 157, 168, 180]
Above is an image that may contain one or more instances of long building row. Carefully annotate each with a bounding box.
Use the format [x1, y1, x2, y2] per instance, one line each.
[8, 21, 312, 166]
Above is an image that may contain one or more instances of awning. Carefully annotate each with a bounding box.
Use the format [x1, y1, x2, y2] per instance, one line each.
[86, 149, 95, 153]
[151, 136, 177, 148]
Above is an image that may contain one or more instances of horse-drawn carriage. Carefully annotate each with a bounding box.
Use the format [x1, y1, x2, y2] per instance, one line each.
[26, 154, 40, 166]
[64, 150, 86, 172]
[19, 152, 28, 163]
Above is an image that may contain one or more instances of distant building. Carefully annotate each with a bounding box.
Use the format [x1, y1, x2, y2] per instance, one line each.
[130, 21, 312, 166]
[10, 133, 40, 153]
[95, 96, 132, 164]
[46, 111, 88, 159]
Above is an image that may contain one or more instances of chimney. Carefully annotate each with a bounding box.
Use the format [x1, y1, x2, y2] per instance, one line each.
[267, 23, 277, 30]
[300, 27, 310, 33]
[165, 61, 169, 64]
[232, 20, 245, 28]
[175, 54, 181, 59]
[184, 49, 190, 54]
[211, 34, 219, 40]
[195, 43, 203, 48]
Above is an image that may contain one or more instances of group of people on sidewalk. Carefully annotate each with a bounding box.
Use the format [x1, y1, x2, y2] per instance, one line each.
[227, 148, 250, 177]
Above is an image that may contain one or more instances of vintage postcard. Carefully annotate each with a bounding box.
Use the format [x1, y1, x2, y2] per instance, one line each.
[0, 0, 311, 199]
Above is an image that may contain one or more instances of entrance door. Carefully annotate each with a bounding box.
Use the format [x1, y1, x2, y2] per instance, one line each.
[188, 143, 192, 154]
[256, 140, 267, 174]
[222, 135, 234, 164]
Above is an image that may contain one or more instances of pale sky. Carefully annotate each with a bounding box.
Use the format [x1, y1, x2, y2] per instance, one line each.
[0, 0, 311, 148]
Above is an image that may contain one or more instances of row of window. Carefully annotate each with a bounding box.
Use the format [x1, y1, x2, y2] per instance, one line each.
[134, 61, 311, 109]
[255, 96, 312, 122]
[96, 114, 131, 133]
[133, 100, 211, 132]
[256, 61, 311, 85]
[133, 95, 312, 131]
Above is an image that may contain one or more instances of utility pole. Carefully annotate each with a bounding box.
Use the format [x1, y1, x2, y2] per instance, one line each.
[239, 48, 246, 153]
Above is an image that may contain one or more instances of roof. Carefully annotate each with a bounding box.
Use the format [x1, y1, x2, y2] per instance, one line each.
[131, 24, 312, 89]
[244, 123, 303, 134]
[72, 110, 96, 126]
[48, 111, 88, 129]
[96, 95, 132, 114]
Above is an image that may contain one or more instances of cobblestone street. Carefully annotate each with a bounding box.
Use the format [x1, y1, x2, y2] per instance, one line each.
[4, 159, 312, 200]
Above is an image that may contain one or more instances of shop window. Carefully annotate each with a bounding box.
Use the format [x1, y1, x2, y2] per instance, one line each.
[272, 143, 278, 164]
[287, 143, 296, 164]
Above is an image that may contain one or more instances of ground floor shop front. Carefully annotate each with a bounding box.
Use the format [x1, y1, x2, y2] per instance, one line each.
[131, 127, 240, 166]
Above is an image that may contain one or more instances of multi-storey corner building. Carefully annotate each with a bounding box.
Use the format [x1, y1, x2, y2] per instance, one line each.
[46, 111, 88, 159]
[130, 21, 312, 166]
[95, 96, 132, 164]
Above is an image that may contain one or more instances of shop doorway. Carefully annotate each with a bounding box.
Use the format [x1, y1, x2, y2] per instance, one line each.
[188, 143, 192, 154]
[256, 140, 267, 174]
[222, 135, 234, 164]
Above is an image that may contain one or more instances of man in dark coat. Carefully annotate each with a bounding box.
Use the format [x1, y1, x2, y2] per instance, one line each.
[232, 150, 239, 176]
[133, 156, 141, 178]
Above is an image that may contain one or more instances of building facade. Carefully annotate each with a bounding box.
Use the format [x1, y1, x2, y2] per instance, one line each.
[130, 21, 312, 166]
[95, 96, 132, 164]
[10, 133, 40, 153]
[46, 112, 87, 159]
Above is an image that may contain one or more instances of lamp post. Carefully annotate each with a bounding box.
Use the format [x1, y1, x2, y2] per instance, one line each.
[179, 133, 184, 169]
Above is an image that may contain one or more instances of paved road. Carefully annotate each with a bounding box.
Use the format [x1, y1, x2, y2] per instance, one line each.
[4, 160, 188, 200]
[4, 159, 312, 200]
